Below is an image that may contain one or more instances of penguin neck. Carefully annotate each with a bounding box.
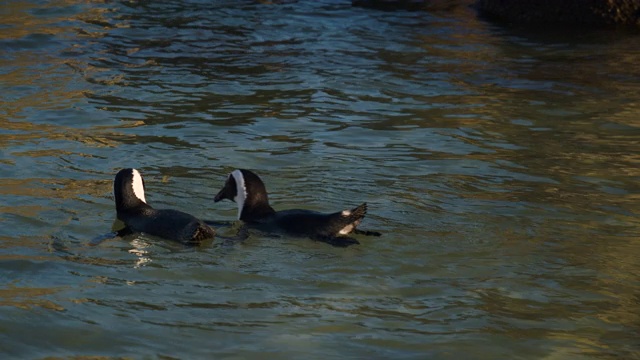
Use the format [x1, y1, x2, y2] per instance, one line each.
[116, 196, 152, 214]
[239, 192, 276, 221]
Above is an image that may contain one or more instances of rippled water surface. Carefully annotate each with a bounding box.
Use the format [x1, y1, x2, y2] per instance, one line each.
[2, 1, 640, 358]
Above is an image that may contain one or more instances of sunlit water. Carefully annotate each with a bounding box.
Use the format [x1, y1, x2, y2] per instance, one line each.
[1, 1, 640, 358]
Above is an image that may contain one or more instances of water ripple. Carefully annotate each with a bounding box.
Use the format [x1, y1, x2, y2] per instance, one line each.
[1, 0, 639, 358]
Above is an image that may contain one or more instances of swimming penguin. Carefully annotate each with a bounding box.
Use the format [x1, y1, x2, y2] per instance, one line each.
[213, 169, 381, 247]
[114, 168, 215, 244]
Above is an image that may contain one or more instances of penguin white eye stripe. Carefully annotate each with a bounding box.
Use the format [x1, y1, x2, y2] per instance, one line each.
[230, 170, 247, 220]
[131, 169, 147, 203]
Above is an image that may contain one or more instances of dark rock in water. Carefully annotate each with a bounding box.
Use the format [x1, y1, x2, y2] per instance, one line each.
[353, 0, 640, 28]
[477, 0, 640, 27]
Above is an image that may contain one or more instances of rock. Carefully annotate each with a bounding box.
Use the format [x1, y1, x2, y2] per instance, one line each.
[477, 0, 640, 27]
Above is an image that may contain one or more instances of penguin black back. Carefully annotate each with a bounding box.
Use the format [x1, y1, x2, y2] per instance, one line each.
[213, 169, 380, 246]
[114, 168, 215, 244]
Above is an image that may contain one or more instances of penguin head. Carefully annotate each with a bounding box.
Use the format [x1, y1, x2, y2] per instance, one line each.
[214, 169, 270, 220]
[114, 168, 147, 212]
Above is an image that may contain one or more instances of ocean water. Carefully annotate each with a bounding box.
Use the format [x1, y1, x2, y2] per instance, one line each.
[1, 1, 639, 358]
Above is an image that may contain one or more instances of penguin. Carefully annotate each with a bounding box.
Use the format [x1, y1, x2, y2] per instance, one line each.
[114, 168, 215, 244]
[213, 169, 381, 247]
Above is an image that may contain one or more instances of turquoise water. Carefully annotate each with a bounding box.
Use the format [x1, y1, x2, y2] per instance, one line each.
[1, 1, 640, 358]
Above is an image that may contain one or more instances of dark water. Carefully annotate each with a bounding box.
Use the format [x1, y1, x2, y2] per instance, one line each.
[1, 0, 640, 358]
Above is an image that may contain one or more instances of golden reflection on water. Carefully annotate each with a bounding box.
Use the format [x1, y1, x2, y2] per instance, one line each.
[0, 0, 120, 123]
[0, 1, 80, 40]
[1, 0, 639, 357]
[0, 205, 45, 220]
[0, 178, 109, 199]
[400, 14, 640, 354]
[0, 285, 65, 311]
[0, 121, 142, 149]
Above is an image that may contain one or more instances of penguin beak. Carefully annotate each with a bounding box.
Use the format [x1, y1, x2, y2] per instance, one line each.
[214, 188, 226, 202]
[215, 173, 238, 203]
[214, 182, 233, 203]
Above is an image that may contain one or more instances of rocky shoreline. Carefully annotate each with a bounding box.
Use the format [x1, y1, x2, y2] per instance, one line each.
[352, 0, 640, 27]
